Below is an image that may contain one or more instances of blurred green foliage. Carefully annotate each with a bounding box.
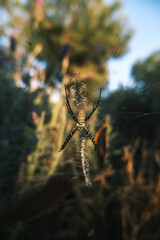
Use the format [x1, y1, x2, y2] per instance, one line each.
[0, 0, 132, 90]
[103, 51, 160, 186]
[0, 0, 160, 240]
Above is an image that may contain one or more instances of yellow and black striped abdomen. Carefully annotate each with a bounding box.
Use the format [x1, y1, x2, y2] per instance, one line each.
[77, 110, 85, 124]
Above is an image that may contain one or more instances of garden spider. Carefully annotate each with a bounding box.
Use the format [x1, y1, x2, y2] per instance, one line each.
[58, 85, 101, 152]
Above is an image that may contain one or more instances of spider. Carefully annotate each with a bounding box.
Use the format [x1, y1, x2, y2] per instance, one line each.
[58, 85, 101, 152]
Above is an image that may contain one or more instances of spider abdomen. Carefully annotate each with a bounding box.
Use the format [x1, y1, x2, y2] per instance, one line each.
[77, 110, 85, 124]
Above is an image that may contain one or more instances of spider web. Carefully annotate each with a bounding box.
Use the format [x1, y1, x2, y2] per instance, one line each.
[103, 56, 160, 123]
[70, 73, 92, 186]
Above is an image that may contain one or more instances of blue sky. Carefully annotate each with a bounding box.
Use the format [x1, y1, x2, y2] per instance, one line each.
[106, 0, 160, 92]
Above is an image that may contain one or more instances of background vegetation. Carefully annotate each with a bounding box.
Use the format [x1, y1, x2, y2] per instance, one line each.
[0, 0, 160, 239]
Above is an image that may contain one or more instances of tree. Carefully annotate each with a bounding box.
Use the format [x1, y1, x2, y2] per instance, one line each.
[0, 0, 132, 91]
[132, 51, 160, 117]
[101, 51, 160, 187]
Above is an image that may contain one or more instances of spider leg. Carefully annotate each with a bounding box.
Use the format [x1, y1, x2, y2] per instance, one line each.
[58, 126, 78, 152]
[85, 88, 101, 122]
[83, 126, 97, 150]
[66, 101, 77, 122]
[65, 84, 78, 123]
